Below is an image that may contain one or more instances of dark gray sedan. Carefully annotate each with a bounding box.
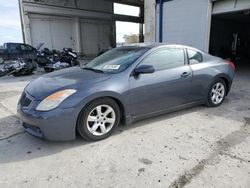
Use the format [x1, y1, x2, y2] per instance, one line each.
[17, 44, 235, 141]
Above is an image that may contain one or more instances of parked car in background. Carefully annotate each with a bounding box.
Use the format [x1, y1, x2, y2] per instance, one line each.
[17, 43, 235, 141]
[0, 43, 37, 63]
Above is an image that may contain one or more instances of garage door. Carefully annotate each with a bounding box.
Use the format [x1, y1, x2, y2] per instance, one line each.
[81, 20, 112, 56]
[30, 17, 76, 51]
[210, 0, 250, 68]
[159, 0, 212, 52]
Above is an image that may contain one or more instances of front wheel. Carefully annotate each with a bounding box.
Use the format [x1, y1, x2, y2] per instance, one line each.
[77, 98, 121, 141]
[206, 79, 227, 107]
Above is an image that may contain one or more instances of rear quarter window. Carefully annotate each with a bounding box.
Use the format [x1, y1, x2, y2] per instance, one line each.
[187, 49, 203, 65]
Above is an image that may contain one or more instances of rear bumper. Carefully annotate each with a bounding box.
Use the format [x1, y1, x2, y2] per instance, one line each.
[17, 104, 79, 141]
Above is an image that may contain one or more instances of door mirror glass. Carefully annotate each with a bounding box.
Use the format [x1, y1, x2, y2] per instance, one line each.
[134, 65, 155, 75]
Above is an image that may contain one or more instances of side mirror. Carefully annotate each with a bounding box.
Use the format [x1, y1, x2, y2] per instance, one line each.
[134, 65, 155, 75]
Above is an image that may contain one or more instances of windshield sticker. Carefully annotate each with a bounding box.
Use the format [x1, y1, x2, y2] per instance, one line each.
[103, 65, 121, 70]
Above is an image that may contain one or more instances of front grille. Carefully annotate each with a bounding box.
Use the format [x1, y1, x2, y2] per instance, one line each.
[20, 92, 32, 107]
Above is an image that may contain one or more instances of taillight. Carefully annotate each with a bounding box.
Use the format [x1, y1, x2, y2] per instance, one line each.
[226, 60, 235, 70]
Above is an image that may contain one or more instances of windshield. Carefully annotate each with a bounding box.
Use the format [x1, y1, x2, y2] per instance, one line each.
[84, 47, 149, 73]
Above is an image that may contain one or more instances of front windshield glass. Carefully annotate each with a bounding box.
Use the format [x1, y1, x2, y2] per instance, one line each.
[84, 47, 149, 73]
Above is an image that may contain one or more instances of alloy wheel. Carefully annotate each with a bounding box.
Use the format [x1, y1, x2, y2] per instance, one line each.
[210, 82, 225, 105]
[86, 105, 116, 136]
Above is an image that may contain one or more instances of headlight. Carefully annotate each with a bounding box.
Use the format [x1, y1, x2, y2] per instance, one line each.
[36, 89, 77, 111]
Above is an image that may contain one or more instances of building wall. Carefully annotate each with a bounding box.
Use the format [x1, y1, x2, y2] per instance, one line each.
[20, 0, 114, 56]
[76, 0, 113, 13]
[24, 0, 75, 7]
[156, 0, 212, 52]
[144, 0, 156, 42]
[213, 0, 250, 14]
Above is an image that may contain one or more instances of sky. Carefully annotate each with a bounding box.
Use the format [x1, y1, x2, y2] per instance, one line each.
[0, 1, 139, 44]
[114, 3, 140, 43]
[0, 0, 22, 45]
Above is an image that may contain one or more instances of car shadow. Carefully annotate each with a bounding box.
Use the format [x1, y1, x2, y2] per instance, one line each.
[0, 105, 205, 164]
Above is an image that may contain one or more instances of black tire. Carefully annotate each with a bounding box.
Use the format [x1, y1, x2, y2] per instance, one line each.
[44, 67, 54, 73]
[0, 70, 7, 77]
[12, 72, 22, 77]
[206, 78, 227, 107]
[77, 98, 121, 141]
[27, 68, 34, 75]
[71, 60, 79, 67]
[75, 60, 80, 66]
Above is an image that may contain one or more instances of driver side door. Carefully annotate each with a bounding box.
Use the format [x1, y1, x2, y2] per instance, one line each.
[128, 47, 192, 117]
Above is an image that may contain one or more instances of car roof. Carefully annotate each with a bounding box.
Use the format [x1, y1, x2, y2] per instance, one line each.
[120, 43, 203, 52]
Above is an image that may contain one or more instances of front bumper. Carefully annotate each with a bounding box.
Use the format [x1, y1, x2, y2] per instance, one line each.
[17, 101, 79, 141]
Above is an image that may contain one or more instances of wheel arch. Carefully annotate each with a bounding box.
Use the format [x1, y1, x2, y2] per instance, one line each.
[76, 92, 128, 132]
[210, 73, 232, 96]
[219, 77, 230, 95]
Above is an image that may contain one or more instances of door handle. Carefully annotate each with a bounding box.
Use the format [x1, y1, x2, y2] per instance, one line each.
[181, 72, 191, 78]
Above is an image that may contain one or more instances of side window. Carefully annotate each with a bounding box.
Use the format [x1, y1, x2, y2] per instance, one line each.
[187, 49, 203, 64]
[20, 44, 26, 51]
[20, 44, 32, 51]
[9, 44, 21, 53]
[25, 45, 33, 51]
[140, 48, 185, 71]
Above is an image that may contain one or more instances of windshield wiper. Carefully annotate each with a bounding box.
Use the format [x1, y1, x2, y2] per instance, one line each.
[83, 67, 104, 73]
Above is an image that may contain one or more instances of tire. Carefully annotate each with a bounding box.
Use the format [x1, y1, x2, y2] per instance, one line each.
[0, 70, 7, 77]
[75, 60, 80, 66]
[77, 98, 121, 141]
[71, 60, 79, 67]
[44, 67, 54, 73]
[27, 68, 34, 75]
[12, 72, 22, 77]
[206, 78, 227, 107]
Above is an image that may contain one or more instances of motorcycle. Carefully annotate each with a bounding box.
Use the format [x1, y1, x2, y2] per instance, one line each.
[44, 48, 79, 73]
[36, 45, 56, 68]
[0, 58, 35, 77]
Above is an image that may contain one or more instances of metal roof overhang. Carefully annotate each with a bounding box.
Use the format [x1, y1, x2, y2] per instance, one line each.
[106, 0, 144, 7]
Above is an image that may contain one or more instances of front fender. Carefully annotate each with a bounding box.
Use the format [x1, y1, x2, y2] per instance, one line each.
[77, 91, 127, 109]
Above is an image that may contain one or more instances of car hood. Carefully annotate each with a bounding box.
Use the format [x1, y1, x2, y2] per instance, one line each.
[26, 67, 111, 100]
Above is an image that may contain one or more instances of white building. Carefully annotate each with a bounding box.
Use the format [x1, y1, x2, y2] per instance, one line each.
[19, 0, 144, 57]
[20, 0, 250, 67]
[154, 0, 250, 67]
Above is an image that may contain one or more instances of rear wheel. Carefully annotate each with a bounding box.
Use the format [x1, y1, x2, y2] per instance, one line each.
[77, 98, 120, 141]
[207, 79, 227, 107]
